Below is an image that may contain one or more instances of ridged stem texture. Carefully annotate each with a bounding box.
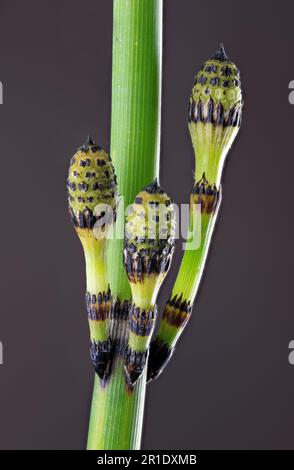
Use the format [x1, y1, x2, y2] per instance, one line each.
[87, 0, 163, 450]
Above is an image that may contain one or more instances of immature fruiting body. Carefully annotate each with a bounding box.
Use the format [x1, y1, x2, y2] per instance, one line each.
[67, 136, 117, 381]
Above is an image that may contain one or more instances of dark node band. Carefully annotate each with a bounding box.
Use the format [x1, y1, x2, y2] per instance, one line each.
[68, 205, 117, 230]
[123, 244, 174, 283]
[110, 298, 130, 321]
[124, 347, 148, 387]
[162, 293, 192, 328]
[188, 98, 242, 128]
[86, 287, 112, 321]
[147, 339, 174, 382]
[90, 338, 113, 383]
[129, 304, 157, 336]
[190, 174, 220, 215]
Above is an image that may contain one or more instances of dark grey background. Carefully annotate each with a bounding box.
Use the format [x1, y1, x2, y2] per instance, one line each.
[0, 0, 293, 449]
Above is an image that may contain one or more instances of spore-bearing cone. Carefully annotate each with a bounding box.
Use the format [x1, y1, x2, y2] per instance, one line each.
[189, 43, 242, 117]
[188, 45, 243, 184]
[67, 136, 117, 234]
[147, 339, 174, 382]
[124, 179, 176, 283]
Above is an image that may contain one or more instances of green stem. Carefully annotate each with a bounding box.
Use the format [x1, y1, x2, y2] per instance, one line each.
[156, 212, 218, 349]
[172, 214, 217, 304]
[83, 238, 109, 294]
[87, 0, 162, 450]
[88, 315, 147, 449]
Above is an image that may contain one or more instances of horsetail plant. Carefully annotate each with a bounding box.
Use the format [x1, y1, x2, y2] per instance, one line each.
[148, 44, 243, 381]
[67, 136, 117, 381]
[67, 0, 243, 450]
[123, 180, 176, 386]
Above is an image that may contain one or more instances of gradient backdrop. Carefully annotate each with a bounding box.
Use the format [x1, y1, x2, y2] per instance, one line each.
[0, 0, 293, 449]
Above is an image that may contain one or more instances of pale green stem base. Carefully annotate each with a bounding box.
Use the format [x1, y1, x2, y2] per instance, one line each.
[87, 318, 146, 450]
[87, 371, 146, 450]
[83, 238, 108, 294]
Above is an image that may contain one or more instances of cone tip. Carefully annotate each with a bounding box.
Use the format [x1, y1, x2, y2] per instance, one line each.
[212, 43, 229, 62]
[85, 135, 94, 146]
[143, 178, 161, 195]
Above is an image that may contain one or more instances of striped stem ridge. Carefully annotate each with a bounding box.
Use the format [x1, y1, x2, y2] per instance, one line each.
[123, 180, 176, 386]
[67, 136, 118, 382]
[148, 45, 243, 381]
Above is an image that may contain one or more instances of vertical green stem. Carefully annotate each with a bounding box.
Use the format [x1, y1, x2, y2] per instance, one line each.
[87, 0, 162, 450]
[108, 0, 162, 297]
